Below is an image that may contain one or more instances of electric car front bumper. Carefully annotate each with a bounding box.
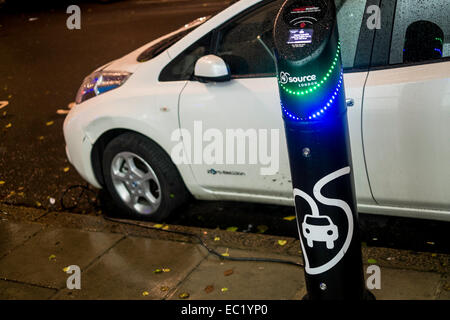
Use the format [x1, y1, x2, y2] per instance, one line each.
[63, 110, 102, 189]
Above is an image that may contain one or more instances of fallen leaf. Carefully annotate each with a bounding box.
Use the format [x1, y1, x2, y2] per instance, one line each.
[226, 226, 238, 232]
[63, 266, 70, 272]
[221, 288, 228, 292]
[162, 268, 171, 273]
[35, 201, 42, 207]
[221, 248, 230, 257]
[367, 259, 377, 264]
[142, 291, 149, 296]
[153, 224, 163, 229]
[56, 109, 70, 115]
[224, 269, 233, 276]
[160, 286, 169, 292]
[0, 181, 5, 185]
[204, 285, 214, 294]
[283, 216, 296, 221]
[257, 225, 268, 233]
[0, 101, 8, 110]
[214, 237, 220, 241]
[63, 167, 70, 173]
[278, 240, 287, 246]
[179, 292, 190, 299]
[45, 121, 54, 126]
[48, 254, 56, 261]
[5, 123, 12, 128]
[153, 268, 163, 274]
[162, 225, 169, 230]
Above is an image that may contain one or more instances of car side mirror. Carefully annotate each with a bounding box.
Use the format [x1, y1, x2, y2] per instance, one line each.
[194, 55, 231, 83]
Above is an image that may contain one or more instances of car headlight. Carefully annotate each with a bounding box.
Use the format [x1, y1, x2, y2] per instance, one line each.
[75, 70, 131, 104]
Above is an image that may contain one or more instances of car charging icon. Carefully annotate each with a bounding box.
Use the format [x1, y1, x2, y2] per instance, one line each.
[302, 214, 338, 249]
[294, 167, 354, 275]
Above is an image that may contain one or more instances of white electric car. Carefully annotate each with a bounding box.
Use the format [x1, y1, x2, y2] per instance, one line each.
[64, 0, 450, 221]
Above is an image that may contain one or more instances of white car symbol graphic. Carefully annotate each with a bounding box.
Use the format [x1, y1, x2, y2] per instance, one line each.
[302, 214, 339, 249]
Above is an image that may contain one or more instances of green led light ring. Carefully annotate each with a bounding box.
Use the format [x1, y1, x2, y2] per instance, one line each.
[278, 43, 341, 96]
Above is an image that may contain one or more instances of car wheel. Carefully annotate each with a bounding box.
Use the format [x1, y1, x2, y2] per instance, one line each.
[102, 132, 189, 221]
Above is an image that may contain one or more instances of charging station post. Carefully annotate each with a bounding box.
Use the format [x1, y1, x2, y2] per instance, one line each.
[273, 0, 368, 299]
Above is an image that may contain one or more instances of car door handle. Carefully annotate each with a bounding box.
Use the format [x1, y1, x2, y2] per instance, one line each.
[346, 98, 355, 107]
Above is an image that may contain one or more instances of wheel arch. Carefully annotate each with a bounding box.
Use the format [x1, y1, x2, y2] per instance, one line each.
[90, 128, 190, 197]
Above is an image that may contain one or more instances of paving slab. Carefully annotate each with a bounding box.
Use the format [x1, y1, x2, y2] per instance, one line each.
[436, 277, 450, 300]
[0, 221, 43, 258]
[54, 237, 207, 300]
[363, 268, 441, 300]
[0, 227, 124, 289]
[0, 279, 56, 300]
[168, 247, 305, 300]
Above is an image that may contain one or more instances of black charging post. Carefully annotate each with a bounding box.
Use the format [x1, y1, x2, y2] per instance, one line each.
[273, 0, 370, 300]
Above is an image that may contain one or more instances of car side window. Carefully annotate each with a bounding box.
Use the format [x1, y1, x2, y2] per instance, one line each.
[159, 33, 212, 81]
[335, 0, 368, 69]
[216, 0, 368, 77]
[216, 1, 280, 78]
[389, 0, 449, 65]
[160, 0, 370, 81]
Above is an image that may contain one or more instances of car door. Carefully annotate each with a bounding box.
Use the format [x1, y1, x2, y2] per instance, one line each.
[179, 0, 375, 204]
[179, 0, 290, 201]
[362, 0, 450, 212]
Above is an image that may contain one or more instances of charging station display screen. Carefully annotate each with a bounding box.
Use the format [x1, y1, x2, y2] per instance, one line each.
[287, 29, 313, 44]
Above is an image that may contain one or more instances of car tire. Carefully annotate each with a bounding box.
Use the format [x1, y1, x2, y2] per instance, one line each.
[102, 132, 189, 221]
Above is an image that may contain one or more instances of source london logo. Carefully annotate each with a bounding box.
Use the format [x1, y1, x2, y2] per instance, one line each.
[279, 71, 317, 84]
[280, 71, 289, 84]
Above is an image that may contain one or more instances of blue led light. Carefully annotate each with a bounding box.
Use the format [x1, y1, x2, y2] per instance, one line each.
[434, 48, 443, 56]
[281, 70, 344, 121]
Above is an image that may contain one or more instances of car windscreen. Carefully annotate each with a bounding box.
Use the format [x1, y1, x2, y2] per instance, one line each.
[137, 17, 211, 62]
[305, 216, 330, 226]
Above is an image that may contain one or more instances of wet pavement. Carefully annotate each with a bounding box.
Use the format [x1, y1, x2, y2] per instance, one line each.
[0, 205, 449, 300]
